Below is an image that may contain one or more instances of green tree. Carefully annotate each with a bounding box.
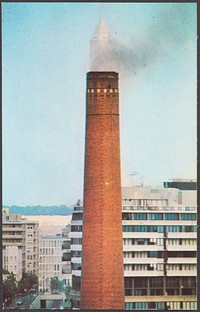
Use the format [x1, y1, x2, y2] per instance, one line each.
[3, 272, 17, 307]
[50, 276, 62, 291]
[18, 272, 38, 293]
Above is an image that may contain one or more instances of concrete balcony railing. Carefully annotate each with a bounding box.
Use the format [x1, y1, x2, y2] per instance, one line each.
[71, 244, 82, 251]
[71, 220, 83, 226]
[2, 241, 23, 246]
[71, 257, 82, 264]
[123, 245, 164, 252]
[123, 258, 164, 264]
[167, 233, 197, 239]
[167, 258, 197, 264]
[72, 269, 81, 276]
[123, 232, 163, 239]
[122, 220, 197, 226]
[166, 245, 197, 251]
[2, 227, 24, 231]
[167, 270, 197, 276]
[124, 270, 164, 277]
[2, 234, 23, 239]
[69, 232, 82, 239]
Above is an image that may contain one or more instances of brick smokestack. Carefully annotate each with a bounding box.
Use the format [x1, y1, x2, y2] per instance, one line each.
[80, 72, 125, 309]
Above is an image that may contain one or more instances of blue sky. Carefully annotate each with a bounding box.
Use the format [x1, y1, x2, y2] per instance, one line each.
[3, 3, 197, 206]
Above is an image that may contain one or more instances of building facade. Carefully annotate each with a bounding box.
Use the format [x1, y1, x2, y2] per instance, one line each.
[2, 208, 39, 281]
[122, 184, 197, 310]
[70, 183, 197, 310]
[39, 225, 72, 292]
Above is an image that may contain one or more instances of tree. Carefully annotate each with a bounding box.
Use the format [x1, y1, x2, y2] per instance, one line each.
[17, 272, 38, 293]
[3, 272, 17, 307]
[50, 276, 62, 291]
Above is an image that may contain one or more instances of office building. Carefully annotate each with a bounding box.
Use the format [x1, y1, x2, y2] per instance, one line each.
[70, 182, 197, 310]
[39, 225, 72, 292]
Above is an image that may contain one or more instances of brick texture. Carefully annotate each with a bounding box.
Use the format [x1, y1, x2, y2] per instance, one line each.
[80, 72, 125, 309]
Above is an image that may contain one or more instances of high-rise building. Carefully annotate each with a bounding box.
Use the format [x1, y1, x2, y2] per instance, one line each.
[80, 72, 125, 309]
[70, 182, 197, 310]
[2, 209, 39, 281]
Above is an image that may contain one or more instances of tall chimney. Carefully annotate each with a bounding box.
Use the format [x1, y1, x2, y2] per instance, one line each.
[80, 71, 125, 309]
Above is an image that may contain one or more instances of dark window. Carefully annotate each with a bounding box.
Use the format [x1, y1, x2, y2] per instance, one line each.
[122, 213, 132, 220]
[71, 251, 82, 257]
[125, 277, 132, 288]
[71, 238, 82, 245]
[137, 239, 145, 245]
[134, 278, 147, 288]
[164, 213, 179, 220]
[148, 251, 157, 257]
[133, 213, 147, 220]
[72, 263, 82, 270]
[71, 225, 82, 232]
[72, 213, 83, 221]
[62, 252, 71, 262]
[72, 275, 81, 291]
[148, 213, 163, 220]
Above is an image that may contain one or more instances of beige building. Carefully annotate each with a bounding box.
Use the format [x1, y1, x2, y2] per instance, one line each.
[39, 225, 72, 292]
[2, 208, 39, 281]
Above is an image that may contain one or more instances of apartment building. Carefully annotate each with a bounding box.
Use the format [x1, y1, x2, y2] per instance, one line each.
[122, 183, 197, 310]
[25, 220, 40, 277]
[39, 225, 72, 292]
[2, 208, 39, 281]
[70, 181, 197, 310]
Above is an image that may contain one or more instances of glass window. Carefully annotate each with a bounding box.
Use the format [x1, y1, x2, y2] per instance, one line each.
[134, 213, 147, 220]
[149, 213, 163, 220]
[165, 213, 179, 220]
[180, 213, 196, 220]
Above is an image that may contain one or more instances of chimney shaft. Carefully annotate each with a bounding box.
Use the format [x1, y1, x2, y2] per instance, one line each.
[80, 71, 125, 309]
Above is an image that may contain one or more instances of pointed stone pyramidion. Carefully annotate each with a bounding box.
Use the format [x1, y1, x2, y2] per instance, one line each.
[92, 17, 111, 42]
[90, 18, 115, 71]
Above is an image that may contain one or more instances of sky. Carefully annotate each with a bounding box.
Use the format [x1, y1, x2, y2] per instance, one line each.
[2, 2, 197, 206]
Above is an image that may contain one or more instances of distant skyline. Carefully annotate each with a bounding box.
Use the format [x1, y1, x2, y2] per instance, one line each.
[3, 3, 197, 206]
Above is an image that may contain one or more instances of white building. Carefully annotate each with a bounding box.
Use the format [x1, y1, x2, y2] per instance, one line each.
[70, 181, 197, 310]
[122, 183, 197, 310]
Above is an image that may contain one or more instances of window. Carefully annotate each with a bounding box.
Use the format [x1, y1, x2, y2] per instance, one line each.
[71, 225, 82, 232]
[72, 213, 83, 221]
[164, 213, 179, 220]
[148, 213, 163, 220]
[180, 213, 196, 220]
[137, 239, 145, 245]
[157, 226, 164, 233]
[122, 213, 132, 220]
[71, 238, 82, 245]
[134, 213, 147, 220]
[148, 251, 157, 258]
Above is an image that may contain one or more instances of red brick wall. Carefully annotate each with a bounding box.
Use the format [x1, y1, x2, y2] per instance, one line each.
[80, 72, 125, 309]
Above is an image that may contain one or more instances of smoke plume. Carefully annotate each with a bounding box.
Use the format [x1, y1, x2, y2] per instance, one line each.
[90, 5, 195, 78]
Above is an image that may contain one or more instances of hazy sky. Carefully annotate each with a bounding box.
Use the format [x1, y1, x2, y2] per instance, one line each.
[3, 3, 197, 206]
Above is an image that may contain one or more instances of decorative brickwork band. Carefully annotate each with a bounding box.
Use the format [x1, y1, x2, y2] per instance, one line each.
[80, 72, 125, 309]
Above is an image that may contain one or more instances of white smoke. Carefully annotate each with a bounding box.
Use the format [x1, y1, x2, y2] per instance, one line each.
[90, 5, 195, 77]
